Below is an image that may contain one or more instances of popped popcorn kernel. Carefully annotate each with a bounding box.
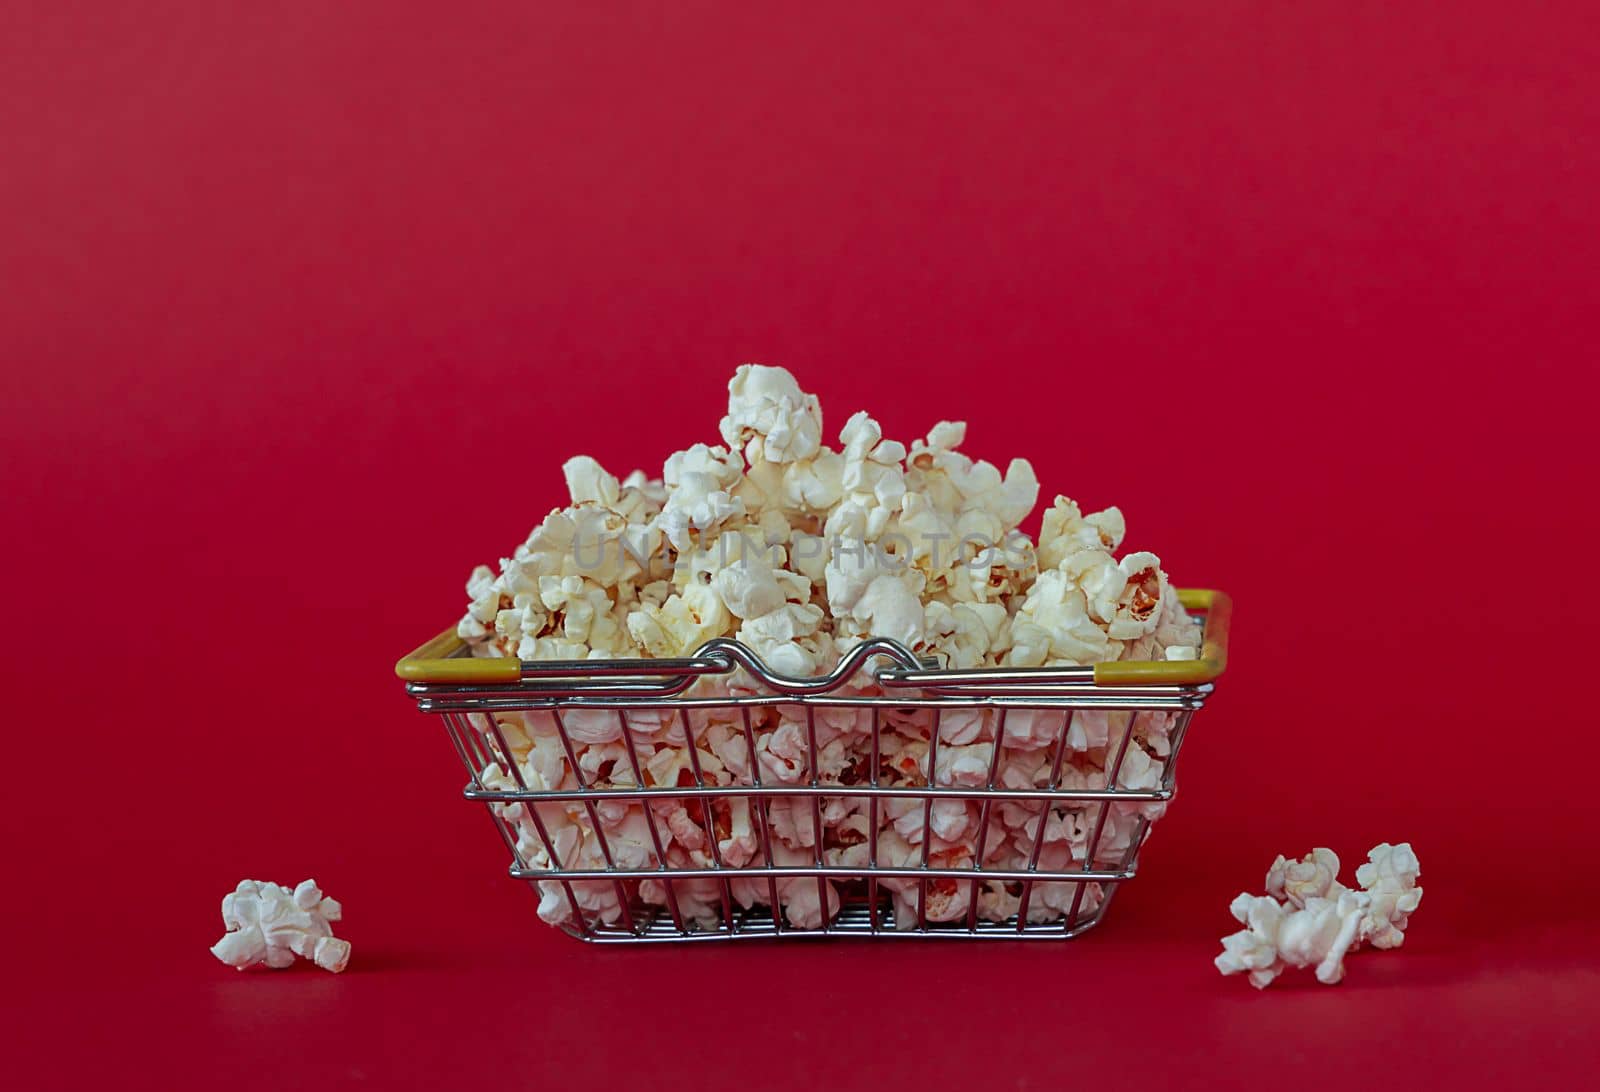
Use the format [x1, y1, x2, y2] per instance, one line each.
[211, 879, 350, 974]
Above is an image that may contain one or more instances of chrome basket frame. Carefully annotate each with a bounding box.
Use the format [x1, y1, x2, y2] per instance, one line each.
[398, 592, 1229, 942]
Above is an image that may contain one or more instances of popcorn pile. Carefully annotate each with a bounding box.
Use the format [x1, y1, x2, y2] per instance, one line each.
[211, 879, 350, 973]
[456, 365, 1203, 931]
[1215, 844, 1423, 988]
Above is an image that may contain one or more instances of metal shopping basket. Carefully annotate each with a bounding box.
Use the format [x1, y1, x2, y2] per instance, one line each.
[395, 588, 1231, 942]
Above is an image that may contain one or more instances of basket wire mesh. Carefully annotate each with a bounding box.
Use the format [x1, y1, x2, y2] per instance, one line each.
[399, 591, 1229, 942]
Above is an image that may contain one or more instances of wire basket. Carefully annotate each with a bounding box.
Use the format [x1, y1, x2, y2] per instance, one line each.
[396, 589, 1231, 942]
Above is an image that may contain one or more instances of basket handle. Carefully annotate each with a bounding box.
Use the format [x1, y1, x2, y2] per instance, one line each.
[395, 627, 522, 684]
[394, 632, 926, 689]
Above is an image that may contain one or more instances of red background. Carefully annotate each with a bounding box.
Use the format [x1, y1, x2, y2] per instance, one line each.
[4, 2, 1598, 1087]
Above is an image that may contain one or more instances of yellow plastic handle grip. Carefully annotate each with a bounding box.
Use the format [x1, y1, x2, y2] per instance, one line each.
[1092, 588, 1232, 686]
[395, 628, 522, 684]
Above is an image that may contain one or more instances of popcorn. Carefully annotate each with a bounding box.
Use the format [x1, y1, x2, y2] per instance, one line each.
[1038, 497, 1124, 572]
[458, 564, 501, 642]
[903, 422, 1037, 536]
[562, 455, 621, 508]
[1119, 584, 1204, 663]
[538, 575, 627, 653]
[770, 843, 840, 929]
[1356, 842, 1424, 949]
[1106, 552, 1167, 640]
[1216, 886, 1367, 989]
[448, 364, 1207, 932]
[737, 600, 829, 676]
[1215, 893, 1288, 989]
[707, 530, 787, 619]
[1276, 890, 1367, 986]
[720, 364, 824, 465]
[839, 413, 907, 510]
[657, 443, 746, 550]
[921, 600, 1005, 668]
[626, 582, 729, 658]
[1005, 570, 1112, 666]
[1217, 844, 1422, 988]
[822, 525, 932, 653]
[1265, 847, 1343, 908]
[211, 879, 349, 974]
[780, 449, 846, 513]
[1112, 743, 1163, 792]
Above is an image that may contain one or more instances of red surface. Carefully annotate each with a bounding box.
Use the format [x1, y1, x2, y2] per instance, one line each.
[4, 2, 1598, 1087]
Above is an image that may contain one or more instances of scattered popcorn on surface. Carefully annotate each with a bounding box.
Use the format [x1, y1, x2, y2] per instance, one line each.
[211, 879, 350, 973]
[454, 365, 1206, 931]
[1217, 844, 1423, 988]
[1355, 842, 1424, 950]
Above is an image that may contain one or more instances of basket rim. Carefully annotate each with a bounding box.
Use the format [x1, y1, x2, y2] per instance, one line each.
[396, 587, 1231, 693]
